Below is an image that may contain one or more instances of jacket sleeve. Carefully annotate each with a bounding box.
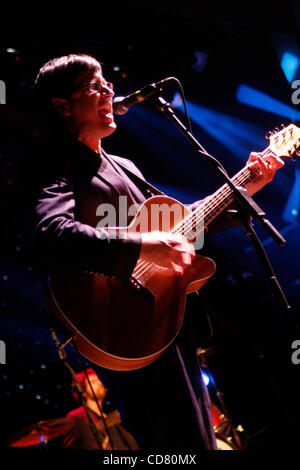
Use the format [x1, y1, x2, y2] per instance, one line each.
[32, 166, 141, 279]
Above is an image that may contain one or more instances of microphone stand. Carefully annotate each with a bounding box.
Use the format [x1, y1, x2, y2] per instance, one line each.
[151, 95, 299, 334]
[49, 329, 104, 451]
[197, 350, 242, 449]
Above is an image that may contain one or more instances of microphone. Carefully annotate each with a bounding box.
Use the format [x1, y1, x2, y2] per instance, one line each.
[49, 327, 73, 361]
[49, 328, 67, 360]
[113, 77, 176, 115]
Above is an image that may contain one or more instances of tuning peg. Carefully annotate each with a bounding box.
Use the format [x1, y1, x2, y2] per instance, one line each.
[273, 127, 280, 133]
[265, 131, 273, 140]
[280, 123, 285, 129]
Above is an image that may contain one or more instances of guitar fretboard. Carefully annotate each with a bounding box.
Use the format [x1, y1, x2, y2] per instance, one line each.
[133, 151, 276, 284]
[172, 164, 259, 240]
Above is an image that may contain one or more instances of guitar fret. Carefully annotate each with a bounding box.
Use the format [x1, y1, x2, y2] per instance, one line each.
[173, 165, 258, 240]
[135, 164, 260, 282]
[129, 125, 299, 299]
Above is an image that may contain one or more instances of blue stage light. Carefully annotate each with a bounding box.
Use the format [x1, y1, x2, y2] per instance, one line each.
[236, 84, 300, 121]
[172, 94, 265, 158]
[191, 50, 208, 72]
[202, 371, 210, 386]
[281, 52, 299, 83]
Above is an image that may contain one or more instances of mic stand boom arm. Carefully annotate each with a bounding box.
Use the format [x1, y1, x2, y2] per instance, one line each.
[151, 95, 299, 332]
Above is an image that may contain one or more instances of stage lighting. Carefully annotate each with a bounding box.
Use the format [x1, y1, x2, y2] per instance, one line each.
[281, 52, 299, 83]
[191, 50, 208, 72]
[236, 84, 300, 121]
[202, 371, 210, 386]
[172, 95, 264, 158]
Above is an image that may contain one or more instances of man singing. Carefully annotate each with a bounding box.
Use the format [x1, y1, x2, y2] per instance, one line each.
[29, 53, 283, 449]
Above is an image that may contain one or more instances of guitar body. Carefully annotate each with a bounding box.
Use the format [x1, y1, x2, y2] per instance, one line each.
[47, 196, 216, 370]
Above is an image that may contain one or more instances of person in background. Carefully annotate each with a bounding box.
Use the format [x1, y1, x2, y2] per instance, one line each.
[62, 368, 139, 450]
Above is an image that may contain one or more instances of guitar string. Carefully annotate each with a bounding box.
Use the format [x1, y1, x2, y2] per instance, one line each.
[157, 147, 280, 241]
[132, 147, 281, 282]
[132, 166, 254, 281]
[172, 147, 277, 239]
[133, 148, 275, 281]
[174, 167, 255, 239]
[133, 152, 273, 282]
[132, 165, 255, 282]
[134, 128, 296, 277]
[135, 128, 298, 280]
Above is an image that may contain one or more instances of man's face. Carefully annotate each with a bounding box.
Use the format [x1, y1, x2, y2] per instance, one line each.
[84, 373, 107, 401]
[66, 69, 117, 140]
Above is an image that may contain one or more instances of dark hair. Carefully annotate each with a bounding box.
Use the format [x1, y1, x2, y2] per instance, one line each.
[34, 53, 102, 113]
[72, 368, 98, 402]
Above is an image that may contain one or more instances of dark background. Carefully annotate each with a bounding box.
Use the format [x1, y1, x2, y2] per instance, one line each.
[1, 1, 300, 452]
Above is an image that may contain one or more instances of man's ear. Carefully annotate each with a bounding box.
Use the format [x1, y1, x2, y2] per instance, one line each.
[51, 97, 71, 117]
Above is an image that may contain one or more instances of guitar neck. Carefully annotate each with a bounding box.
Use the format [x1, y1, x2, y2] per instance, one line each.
[133, 122, 299, 284]
[203, 164, 259, 225]
[172, 163, 260, 240]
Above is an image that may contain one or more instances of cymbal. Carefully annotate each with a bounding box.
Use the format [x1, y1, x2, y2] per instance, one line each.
[7, 418, 74, 447]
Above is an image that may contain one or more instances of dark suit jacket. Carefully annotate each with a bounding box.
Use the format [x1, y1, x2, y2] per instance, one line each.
[30, 135, 146, 279]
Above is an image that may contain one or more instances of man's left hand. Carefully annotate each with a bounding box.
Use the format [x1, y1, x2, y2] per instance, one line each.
[245, 152, 284, 196]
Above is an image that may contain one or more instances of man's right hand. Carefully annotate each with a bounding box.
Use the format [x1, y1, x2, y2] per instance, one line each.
[139, 231, 195, 275]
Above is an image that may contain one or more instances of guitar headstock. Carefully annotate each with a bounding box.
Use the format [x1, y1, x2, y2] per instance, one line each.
[266, 124, 300, 160]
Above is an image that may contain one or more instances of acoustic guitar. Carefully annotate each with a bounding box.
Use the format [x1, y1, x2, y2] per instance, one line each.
[47, 124, 300, 371]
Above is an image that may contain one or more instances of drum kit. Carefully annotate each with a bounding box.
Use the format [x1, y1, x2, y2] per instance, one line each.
[6, 411, 124, 449]
[6, 345, 244, 451]
[211, 402, 242, 450]
[6, 417, 74, 448]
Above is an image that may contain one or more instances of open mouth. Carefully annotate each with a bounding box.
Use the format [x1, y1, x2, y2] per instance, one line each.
[98, 102, 113, 119]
